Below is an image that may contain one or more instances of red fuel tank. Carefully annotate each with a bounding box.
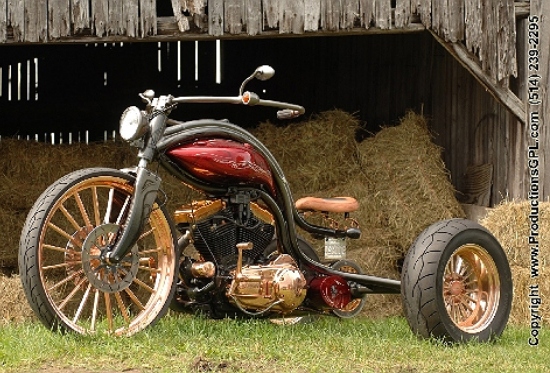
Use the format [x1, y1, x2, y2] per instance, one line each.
[166, 138, 276, 194]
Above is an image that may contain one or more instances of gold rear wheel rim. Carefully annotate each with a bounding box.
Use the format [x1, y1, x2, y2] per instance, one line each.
[443, 244, 500, 333]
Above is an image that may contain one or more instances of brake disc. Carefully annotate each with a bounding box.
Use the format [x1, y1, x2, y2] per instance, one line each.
[81, 223, 139, 293]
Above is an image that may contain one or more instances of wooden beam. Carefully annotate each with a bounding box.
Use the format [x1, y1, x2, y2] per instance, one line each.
[429, 30, 526, 124]
[0, 0, 531, 44]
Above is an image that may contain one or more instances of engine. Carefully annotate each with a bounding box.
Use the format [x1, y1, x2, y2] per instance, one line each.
[173, 198, 350, 315]
[175, 199, 275, 268]
[228, 251, 307, 313]
[174, 198, 308, 314]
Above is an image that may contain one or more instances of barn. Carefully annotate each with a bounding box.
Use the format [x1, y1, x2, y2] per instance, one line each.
[0, 0, 547, 206]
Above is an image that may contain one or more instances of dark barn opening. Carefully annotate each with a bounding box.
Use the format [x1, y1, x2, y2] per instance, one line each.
[0, 31, 522, 206]
[0, 33, 434, 139]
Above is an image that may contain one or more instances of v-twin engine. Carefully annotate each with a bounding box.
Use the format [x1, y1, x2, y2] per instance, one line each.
[175, 199, 307, 314]
[192, 202, 274, 266]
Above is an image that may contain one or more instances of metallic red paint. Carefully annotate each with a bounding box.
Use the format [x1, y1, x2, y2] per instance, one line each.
[166, 138, 275, 194]
[308, 275, 352, 310]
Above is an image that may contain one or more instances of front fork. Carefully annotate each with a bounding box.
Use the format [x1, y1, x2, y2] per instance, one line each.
[105, 167, 162, 263]
[105, 107, 168, 264]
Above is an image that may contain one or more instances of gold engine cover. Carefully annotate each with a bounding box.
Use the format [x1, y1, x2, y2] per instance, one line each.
[228, 254, 307, 313]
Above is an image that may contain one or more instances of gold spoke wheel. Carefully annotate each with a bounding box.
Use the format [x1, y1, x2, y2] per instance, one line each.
[442, 244, 500, 334]
[21, 170, 177, 336]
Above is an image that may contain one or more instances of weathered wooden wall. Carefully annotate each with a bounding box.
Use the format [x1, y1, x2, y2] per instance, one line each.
[0, 0, 520, 84]
[430, 43, 517, 206]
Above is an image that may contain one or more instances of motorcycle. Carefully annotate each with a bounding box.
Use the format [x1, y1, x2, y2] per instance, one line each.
[19, 65, 512, 343]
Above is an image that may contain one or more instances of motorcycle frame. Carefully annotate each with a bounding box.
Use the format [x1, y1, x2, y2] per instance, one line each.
[155, 118, 401, 295]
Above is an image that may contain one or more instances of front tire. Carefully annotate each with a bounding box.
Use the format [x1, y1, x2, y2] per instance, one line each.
[19, 168, 178, 336]
[401, 219, 512, 343]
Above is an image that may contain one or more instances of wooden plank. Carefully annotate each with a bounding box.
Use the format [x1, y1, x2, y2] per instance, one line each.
[442, 0, 450, 40]
[72, 0, 90, 32]
[304, 0, 320, 31]
[430, 30, 526, 124]
[225, 0, 243, 34]
[395, 0, 411, 28]
[171, 0, 190, 32]
[506, 0, 516, 78]
[190, 1, 207, 30]
[359, 0, 375, 29]
[263, 0, 278, 29]
[447, 0, 464, 43]
[49, 0, 71, 38]
[431, 0, 440, 35]
[321, 0, 340, 31]
[25, 0, 47, 42]
[8, 0, 25, 41]
[496, 0, 509, 83]
[375, 0, 392, 30]
[279, 0, 304, 34]
[414, 0, 431, 28]
[245, 0, 262, 35]
[0, 0, 6, 42]
[108, 0, 123, 35]
[464, 0, 481, 54]
[140, 0, 157, 36]
[208, 0, 223, 35]
[340, 0, 359, 30]
[514, 1, 529, 18]
[123, 0, 139, 37]
[92, 0, 109, 37]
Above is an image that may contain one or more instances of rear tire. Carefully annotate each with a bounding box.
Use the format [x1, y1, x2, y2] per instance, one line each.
[401, 219, 512, 343]
[19, 168, 178, 336]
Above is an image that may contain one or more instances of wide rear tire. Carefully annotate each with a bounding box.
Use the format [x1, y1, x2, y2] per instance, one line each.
[19, 168, 178, 336]
[401, 219, 512, 343]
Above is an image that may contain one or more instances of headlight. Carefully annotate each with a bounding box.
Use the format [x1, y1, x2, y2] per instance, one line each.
[119, 106, 147, 141]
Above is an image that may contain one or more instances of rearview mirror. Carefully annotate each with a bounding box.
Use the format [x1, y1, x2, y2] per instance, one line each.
[254, 65, 275, 81]
[240, 65, 276, 96]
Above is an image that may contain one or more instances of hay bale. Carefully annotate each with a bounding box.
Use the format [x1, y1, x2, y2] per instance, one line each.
[255, 111, 463, 310]
[481, 200, 549, 324]
[357, 111, 465, 256]
[269, 111, 464, 318]
[481, 200, 549, 267]
[253, 110, 361, 196]
[0, 275, 35, 325]
[0, 139, 199, 267]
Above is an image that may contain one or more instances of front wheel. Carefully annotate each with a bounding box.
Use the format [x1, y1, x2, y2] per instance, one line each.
[19, 168, 178, 336]
[401, 219, 512, 343]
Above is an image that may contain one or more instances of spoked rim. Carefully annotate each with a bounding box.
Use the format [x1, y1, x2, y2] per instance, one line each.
[38, 175, 175, 336]
[442, 244, 500, 333]
[331, 260, 366, 317]
[336, 264, 363, 312]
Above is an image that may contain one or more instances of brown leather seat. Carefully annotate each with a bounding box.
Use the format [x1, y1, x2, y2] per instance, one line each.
[295, 196, 359, 213]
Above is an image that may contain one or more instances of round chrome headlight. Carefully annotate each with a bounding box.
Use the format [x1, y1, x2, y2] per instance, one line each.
[119, 106, 147, 141]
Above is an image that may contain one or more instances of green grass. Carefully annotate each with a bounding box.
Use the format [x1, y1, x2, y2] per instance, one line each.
[0, 314, 547, 373]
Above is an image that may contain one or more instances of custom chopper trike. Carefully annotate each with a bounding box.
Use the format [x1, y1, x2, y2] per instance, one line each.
[19, 65, 512, 343]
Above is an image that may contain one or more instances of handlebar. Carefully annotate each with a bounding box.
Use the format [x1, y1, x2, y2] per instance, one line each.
[167, 91, 305, 120]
